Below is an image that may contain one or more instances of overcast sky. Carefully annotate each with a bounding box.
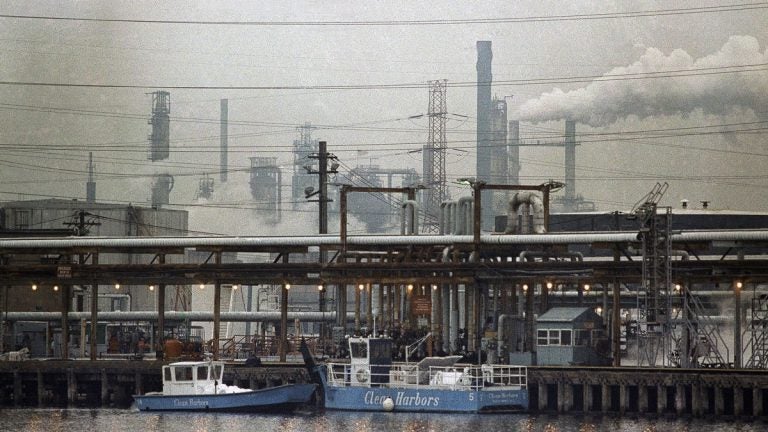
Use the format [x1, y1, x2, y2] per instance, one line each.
[0, 1, 766, 236]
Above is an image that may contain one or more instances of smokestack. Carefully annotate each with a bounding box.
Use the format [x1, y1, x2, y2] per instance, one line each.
[151, 174, 174, 208]
[476, 40, 493, 229]
[220, 99, 228, 183]
[148, 91, 170, 161]
[565, 120, 576, 205]
[86, 152, 96, 203]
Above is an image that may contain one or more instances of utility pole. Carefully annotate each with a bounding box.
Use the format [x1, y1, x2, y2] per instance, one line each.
[306, 141, 339, 342]
[64, 211, 100, 359]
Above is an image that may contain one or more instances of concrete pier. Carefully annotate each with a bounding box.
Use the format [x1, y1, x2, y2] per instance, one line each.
[2, 360, 768, 418]
[528, 366, 768, 418]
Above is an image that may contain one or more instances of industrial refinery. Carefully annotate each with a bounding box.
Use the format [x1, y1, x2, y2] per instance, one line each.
[0, 2, 767, 426]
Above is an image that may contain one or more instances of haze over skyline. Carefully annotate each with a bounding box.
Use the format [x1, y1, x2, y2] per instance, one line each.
[1, 1, 766, 236]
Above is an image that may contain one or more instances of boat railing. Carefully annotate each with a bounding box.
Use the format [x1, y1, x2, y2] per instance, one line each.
[214, 335, 329, 361]
[325, 362, 527, 391]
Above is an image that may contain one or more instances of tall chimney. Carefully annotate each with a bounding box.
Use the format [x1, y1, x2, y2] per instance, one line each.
[476, 41, 493, 229]
[86, 152, 96, 203]
[565, 120, 576, 207]
[220, 99, 228, 183]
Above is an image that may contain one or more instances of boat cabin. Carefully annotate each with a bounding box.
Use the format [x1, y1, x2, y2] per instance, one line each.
[348, 337, 392, 386]
[161, 361, 225, 395]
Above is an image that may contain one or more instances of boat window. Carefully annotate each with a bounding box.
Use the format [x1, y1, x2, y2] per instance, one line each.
[350, 342, 368, 359]
[175, 366, 193, 381]
[164, 367, 171, 382]
[197, 366, 208, 380]
[370, 342, 387, 361]
[213, 364, 223, 380]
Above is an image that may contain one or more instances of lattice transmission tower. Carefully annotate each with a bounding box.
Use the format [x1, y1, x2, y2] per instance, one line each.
[423, 79, 448, 232]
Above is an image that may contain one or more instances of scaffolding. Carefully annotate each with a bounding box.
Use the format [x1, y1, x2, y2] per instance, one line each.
[633, 182, 671, 367]
[292, 123, 319, 209]
[746, 292, 768, 368]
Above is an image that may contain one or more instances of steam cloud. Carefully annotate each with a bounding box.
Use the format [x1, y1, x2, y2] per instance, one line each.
[515, 35, 768, 126]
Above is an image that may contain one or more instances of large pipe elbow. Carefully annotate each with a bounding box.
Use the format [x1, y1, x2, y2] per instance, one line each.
[401, 200, 419, 235]
[457, 197, 474, 235]
[505, 192, 546, 234]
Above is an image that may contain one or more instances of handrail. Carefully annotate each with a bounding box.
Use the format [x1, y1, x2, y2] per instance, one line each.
[325, 361, 527, 391]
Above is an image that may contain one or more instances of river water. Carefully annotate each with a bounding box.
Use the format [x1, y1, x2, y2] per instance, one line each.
[0, 408, 762, 432]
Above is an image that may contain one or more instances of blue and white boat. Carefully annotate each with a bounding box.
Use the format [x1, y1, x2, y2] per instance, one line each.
[133, 360, 316, 412]
[303, 336, 528, 413]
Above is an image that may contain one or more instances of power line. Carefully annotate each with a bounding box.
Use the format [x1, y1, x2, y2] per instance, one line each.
[0, 124, 765, 162]
[0, 62, 765, 90]
[1, 4, 765, 26]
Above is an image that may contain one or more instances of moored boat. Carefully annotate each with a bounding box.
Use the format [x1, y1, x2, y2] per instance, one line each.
[133, 360, 316, 412]
[303, 336, 528, 413]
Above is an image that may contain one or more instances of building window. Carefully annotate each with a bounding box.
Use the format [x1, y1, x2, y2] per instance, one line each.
[537, 329, 573, 346]
[14, 210, 31, 229]
[575, 329, 591, 346]
[537, 330, 548, 346]
[548, 330, 560, 345]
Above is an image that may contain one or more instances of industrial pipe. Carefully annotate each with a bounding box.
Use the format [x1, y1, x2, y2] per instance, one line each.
[505, 192, 546, 234]
[2, 311, 358, 322]
[400, 200, 419, 235]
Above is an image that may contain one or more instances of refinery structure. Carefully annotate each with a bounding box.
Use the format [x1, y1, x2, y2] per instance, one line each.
[1, 16, 768, 417]
[2, 37, 768, 367]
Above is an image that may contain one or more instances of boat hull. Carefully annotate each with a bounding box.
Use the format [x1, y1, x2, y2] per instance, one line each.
[323, 385, 528, 413]
[133, 383, 316, 412]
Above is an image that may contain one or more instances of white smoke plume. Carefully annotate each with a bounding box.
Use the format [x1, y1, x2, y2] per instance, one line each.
[186, 170, 370, 237]
[515, 35, 768, 126]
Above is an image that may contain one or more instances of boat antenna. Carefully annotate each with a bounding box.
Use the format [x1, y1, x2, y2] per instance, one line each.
[405, 332, 431, 368]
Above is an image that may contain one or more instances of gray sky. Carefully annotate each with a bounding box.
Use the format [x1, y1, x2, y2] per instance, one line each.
[1, 1, 767, 235]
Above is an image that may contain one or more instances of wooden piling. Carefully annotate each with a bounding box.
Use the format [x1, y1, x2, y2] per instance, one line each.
[13, 370, 21, 407]
[101, 369, 109, 406]
[67, 368, 76, 406]
[37, 370, 44, 407]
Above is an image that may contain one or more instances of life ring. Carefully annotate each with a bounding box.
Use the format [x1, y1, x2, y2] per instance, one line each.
[356, 368, 370, 383]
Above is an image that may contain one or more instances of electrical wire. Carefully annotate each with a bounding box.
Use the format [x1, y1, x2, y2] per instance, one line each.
[1, 3, 765, 26]
[0, 62, 764, 90]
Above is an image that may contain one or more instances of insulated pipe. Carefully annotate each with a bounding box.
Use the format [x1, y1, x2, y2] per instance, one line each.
[441, 246, 454, 354]
[457, 197, 474, 235]
[439, 202, 447, 235]
[2, 311, 352, 322]
[442, 282, 451, 354]
[400, 200, 419, 235]
[441, 246, 452, 262]
[440, 201, 458, 235]
[2, 230, 768, 249]
[450, 285, 459, 353]
[497, 313, 509, 361]
[505, 192, 546, 234]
